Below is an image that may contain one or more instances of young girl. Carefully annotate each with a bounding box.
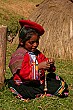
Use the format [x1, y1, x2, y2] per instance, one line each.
[8, 19, 69, 100]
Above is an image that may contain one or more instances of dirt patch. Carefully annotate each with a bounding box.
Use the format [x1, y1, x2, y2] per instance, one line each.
[0, 0, 36, 18]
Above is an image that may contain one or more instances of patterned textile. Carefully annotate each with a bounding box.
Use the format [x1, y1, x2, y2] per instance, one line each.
[9, 82, 52, 101]
[8, 48, 69, 99]
[10, 87, 23, 99]
[8, 72, 69, 101]
[28, 52, 40, 80]
[9, 87, 29, 102]
[54, 80, 67, 96]
[54, 75, 69, 97]
[9, 47, 27, 74]
[46, 73, 69, 97]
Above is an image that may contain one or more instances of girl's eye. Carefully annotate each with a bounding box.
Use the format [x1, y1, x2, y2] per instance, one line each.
[29, 41, 34, 45]
[29, 40, 39, 45]
[36, 40, 39, 43]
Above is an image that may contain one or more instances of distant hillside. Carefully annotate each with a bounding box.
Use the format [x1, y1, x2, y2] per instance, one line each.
[0, 0, 43, 35]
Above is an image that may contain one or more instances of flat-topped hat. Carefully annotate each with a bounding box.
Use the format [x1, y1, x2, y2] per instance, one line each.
[19, 19, 45, 36]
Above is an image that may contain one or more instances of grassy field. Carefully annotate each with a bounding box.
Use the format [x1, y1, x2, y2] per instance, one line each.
[0, 0, 73, 110]
[0, 42, 73, 110]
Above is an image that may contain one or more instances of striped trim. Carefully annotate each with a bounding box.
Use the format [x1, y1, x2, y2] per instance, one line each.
[54, 81, 65, 95]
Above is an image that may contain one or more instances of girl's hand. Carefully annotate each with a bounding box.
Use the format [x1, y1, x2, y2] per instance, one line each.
[38, 58, 55, 70]
[38, 61, 50, 70]
[48, 58, 55, 64]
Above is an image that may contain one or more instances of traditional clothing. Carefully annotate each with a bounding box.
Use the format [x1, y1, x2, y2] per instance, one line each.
[8, 47, 69, 100]
[19, 19, 45, 36]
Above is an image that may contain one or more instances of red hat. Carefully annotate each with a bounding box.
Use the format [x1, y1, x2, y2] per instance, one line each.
[19, 19, 45, 36]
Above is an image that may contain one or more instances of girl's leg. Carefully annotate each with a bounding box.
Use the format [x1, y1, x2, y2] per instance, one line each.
[46, 73, 69, 97]
[8, 78, 44, 99]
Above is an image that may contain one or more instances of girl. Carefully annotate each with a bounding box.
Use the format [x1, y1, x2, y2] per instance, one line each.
[8, 19, 69, 100]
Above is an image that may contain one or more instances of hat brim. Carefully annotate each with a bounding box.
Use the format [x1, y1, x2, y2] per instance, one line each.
[19, 19, 45, 36]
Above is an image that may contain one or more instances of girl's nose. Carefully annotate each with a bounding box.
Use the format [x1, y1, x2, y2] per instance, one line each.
[33, 42, 38, 47]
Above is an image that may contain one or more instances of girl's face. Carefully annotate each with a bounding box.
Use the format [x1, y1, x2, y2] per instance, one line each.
[24, 34, 40, 52]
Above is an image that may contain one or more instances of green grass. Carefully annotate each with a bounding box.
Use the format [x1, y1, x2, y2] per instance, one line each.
[0, 42, 73, 110]
[0, 0, 73, 109]
[0, 8, 24, 36]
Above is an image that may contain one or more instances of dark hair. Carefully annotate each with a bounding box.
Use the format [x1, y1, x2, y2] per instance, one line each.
[19, 26, 39, 43]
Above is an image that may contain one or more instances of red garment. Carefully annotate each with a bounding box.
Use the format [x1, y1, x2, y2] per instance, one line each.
[13, 49, 48, 84]
[19, 19, 45, 36]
